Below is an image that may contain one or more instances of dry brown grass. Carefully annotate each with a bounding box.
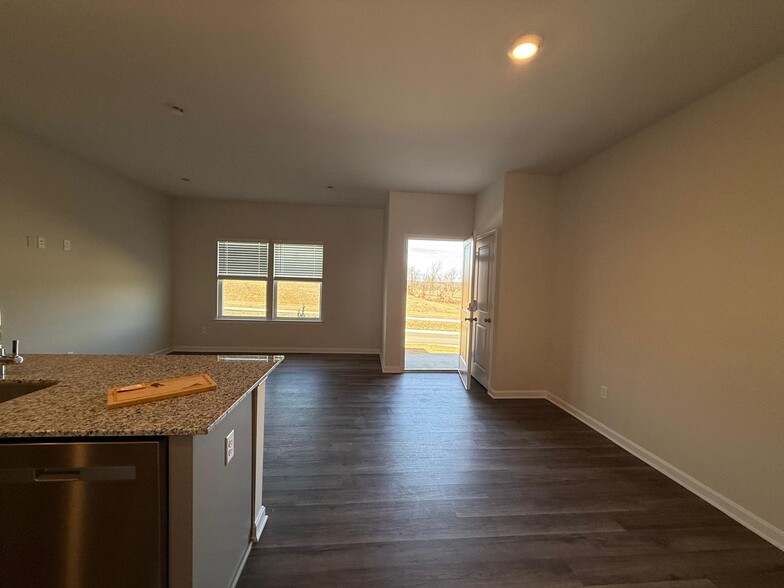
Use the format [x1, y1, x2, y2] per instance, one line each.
[405, 292, 461, 319]
[405, 292, 461, 333]
[407, 318, 459, 332]
[221, 281, 461, 348]
[222, 280, 321, 318]
[405, 292, 461, 354]
[406, 344, 460, 354]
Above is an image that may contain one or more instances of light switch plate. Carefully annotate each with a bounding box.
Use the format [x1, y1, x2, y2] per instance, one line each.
[225, 430, 235, 465]
[37, 236, 46, 249]
[63, 239, 71, 251]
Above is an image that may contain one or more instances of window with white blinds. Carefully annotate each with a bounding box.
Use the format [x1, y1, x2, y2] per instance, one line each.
[217, 241, 269, 279]
[217, 241, 270, 319]
[215, 239, 323, 321]
[273, 243, 323, 280]
[273, 243, 323, 320]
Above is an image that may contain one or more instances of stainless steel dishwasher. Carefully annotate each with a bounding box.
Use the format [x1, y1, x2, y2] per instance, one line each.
[0, 438, 167, 588]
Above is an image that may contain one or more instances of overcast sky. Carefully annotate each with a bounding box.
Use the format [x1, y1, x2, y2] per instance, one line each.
[407, 239, 463, 279]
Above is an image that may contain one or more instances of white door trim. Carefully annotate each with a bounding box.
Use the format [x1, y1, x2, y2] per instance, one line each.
[402, 234, 471, 372]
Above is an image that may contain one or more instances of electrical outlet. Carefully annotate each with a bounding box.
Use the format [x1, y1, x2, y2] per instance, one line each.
[37, 236, 46, 249]
[63, 239, 71, 251]
[600, 386, 608, 400]
[225, 430, 235, 465]
[201, 326, 208, 335]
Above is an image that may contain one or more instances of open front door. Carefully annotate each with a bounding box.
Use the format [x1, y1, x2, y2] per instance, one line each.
[471, 231, 496, 388]
[458, 237, 475, 389]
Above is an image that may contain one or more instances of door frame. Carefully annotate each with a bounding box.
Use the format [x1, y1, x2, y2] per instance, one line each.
[402, 233, 471, 372]
[471, 228, 497, 388]
[458, 236, 475, 389]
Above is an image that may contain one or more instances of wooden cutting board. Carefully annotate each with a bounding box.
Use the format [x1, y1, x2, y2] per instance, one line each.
[107, 374, 217, 409]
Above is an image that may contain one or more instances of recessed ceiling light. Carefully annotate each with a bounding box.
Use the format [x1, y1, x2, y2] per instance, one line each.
[508, 34, 543, 62]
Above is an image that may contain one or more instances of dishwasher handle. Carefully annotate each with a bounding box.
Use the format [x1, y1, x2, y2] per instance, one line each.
[35, 468, 82, 482]
[0, 465, 139, 483]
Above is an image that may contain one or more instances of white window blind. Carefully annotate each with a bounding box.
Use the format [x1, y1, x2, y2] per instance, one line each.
[274, 243, 323, 279]
[217, 241, 269, 279]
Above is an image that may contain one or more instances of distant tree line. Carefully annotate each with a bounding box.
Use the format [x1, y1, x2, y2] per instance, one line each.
[407, 261, 460, 301]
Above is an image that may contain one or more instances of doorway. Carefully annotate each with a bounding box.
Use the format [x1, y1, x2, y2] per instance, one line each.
[404, 238, 463, 371]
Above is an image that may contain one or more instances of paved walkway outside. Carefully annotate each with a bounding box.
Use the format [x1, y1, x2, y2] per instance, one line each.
[405, 351, 458, 371]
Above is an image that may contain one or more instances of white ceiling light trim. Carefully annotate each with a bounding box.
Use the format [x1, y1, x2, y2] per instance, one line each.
[508, 33, 543, 62]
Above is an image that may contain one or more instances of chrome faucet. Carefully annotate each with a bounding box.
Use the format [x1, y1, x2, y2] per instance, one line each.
[0, 340, 23, 379]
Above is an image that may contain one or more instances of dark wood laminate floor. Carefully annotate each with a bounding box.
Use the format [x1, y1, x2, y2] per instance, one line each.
[238, 355, 784, 587]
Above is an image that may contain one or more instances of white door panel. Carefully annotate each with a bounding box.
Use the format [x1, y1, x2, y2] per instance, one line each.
[458, 238, 474, 390]
[471, 233, 495, 388]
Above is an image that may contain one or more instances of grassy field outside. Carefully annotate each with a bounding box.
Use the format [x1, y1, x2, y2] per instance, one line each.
[221, 279, 321, 318]
[405, 292, 460, 318]
[405, 294, 460, 333]
[405, 289, 461, 354]
[221, 278, 460, 354]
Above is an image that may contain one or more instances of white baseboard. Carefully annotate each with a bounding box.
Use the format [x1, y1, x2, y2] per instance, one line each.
[149, 346, 174, 355]
[547, 392, 784, 552]
[251, 506, 268, 543]
[488, 388, 548, 399]
[382, 365, 403, 374]
[172, 345, 380, 355]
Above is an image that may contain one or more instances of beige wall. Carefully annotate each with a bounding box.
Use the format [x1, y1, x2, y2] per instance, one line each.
[491, 173, 557, 392]
[171, 198, 384, 353]
[382, 191, 475, 371]
[551, 57, 784, 531]
[0, 124, 171, 354]
[473, 178, 504, 389]
[474, 177, 504, 235]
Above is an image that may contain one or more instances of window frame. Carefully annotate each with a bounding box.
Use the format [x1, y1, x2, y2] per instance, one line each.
[216, 239, 270, 321]
[215, 238, 324, 323]
[271, 240, 324, 322]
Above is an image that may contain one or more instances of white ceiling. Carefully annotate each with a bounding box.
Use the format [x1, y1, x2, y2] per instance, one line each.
[1, 1, 783, 208]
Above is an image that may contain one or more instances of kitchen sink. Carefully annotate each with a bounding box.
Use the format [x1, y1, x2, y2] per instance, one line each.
[0, 381, 57, 403]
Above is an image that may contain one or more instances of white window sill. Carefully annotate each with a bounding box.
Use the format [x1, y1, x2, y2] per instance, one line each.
[214, 317, 322, 323]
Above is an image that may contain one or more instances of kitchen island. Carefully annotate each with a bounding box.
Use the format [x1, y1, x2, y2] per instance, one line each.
[0, 353, 283, 588]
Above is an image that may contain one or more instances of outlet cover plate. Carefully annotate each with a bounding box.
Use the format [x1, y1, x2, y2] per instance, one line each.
[225, 430, 235, 465]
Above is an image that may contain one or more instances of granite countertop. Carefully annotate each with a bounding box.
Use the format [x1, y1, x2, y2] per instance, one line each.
[0, 354, 283, 438]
